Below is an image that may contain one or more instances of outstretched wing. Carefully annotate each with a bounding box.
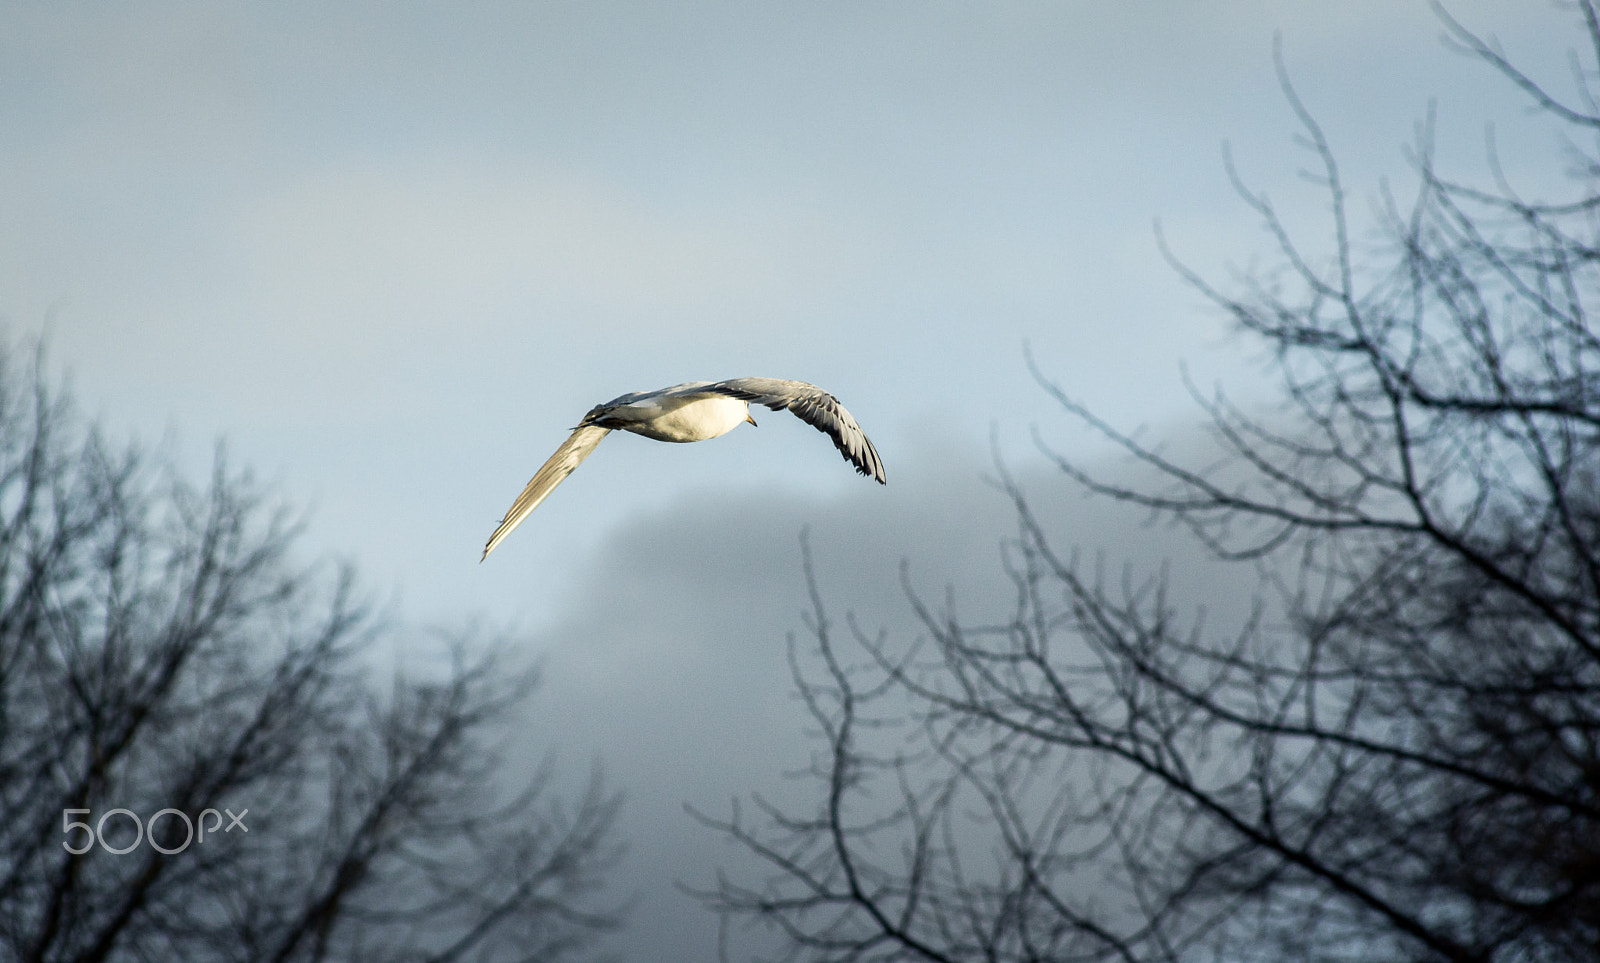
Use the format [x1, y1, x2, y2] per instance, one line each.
[706, 378, 885, 484]
[481, 424, 611, 560]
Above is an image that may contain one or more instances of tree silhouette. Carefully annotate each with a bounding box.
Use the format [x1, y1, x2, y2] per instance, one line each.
[0, 342, 622, 963]
[700, 5, 1600, 961]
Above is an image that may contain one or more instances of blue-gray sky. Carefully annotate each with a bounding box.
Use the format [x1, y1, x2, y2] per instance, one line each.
[0, 2, 1575, 959]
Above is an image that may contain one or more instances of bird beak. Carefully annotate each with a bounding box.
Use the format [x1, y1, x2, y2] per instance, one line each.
[745, 413, 758, 426]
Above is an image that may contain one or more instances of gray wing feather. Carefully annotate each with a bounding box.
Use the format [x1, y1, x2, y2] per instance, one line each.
[707, 378, 886, 484]
[481, 424, 611, 560]
[595, 382, 711, 409]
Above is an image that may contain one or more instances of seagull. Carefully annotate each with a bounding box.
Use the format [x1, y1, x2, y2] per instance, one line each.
[481, 378, 885, 560]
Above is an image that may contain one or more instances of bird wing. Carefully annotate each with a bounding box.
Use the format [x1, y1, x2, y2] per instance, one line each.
[704, 378, 885, 484]
[600, 381, 712, 409]
[481, 424, 611, 560]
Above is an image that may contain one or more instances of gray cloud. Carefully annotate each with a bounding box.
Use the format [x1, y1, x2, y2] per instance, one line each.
[509, 430, 1264, 962]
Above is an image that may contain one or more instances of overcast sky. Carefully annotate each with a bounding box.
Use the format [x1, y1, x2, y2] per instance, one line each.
[0, 2, 1577, 959]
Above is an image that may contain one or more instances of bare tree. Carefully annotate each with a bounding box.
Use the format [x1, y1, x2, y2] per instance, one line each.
[0, 341, 623, 963]
[699, 4, 1600, 961]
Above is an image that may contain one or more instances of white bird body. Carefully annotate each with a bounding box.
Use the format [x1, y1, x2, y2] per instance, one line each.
[590, 384, 750, 442]
[482, 378, 884, 560]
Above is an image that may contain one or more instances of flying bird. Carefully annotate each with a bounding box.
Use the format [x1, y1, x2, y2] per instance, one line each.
[481, 378, 885, 560]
